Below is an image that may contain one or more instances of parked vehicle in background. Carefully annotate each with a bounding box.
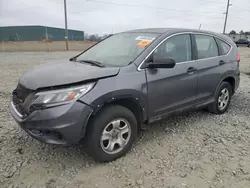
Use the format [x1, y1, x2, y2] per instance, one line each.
[10, 28, 240, 162]
[235, 38, 250, 47]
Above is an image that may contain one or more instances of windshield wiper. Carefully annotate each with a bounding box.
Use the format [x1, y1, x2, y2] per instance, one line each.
[76, 60, 105, 67]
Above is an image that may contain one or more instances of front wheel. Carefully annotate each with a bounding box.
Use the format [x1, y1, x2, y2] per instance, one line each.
[85, 105, 138, 162]
[208, 82, 232, 114]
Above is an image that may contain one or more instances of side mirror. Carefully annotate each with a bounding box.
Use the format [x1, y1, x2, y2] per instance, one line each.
[147, 57, 176, 69]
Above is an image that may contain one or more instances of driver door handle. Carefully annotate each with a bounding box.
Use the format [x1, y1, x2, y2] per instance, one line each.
[187, 67, 197, 74]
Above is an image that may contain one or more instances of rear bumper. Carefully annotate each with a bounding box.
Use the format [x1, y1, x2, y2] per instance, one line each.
[10, 101, 93, 145]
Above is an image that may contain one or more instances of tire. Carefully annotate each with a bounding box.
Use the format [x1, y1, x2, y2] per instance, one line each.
[208, 82, 232, 114]
[85, 105, 138, 162]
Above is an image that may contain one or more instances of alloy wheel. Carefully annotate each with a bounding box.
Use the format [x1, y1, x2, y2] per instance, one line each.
[100, 119, 131, 154]
[218, 88, 230, 111]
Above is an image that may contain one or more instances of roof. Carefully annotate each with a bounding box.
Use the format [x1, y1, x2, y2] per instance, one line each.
[125, 28, 171, 34]
[126, 27, 221, 34]
[124, 27, 231, 43]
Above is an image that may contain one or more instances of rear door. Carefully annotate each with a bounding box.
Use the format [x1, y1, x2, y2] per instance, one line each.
[193, 34, 231, 106]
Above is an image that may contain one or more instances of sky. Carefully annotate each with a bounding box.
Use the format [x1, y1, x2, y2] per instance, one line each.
[0, 0, 249, 35]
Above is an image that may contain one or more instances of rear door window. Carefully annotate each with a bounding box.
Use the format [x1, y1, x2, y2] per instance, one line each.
[194, 35, 219, 59]
[216, 39, 231, 55]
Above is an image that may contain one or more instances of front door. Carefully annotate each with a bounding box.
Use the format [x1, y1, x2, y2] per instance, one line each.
[145, 34, 198, 122]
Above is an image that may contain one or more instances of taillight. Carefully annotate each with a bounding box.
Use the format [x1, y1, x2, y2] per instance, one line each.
[236, 52, 240, 63]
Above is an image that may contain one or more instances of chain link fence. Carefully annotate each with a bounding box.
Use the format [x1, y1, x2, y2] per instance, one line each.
[0, 26, 96, 52]
[0, 40, 96, 52]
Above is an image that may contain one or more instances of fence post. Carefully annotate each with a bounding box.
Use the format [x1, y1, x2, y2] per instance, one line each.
[0, 40, 5, 52]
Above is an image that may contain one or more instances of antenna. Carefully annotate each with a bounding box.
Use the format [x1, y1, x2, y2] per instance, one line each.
[198, 24, 202, 30]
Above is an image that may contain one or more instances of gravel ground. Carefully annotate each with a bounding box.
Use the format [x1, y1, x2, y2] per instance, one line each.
[0, 48, 250, 188]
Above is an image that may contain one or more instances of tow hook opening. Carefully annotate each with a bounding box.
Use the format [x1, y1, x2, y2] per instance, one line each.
[28, 129, 63, 140]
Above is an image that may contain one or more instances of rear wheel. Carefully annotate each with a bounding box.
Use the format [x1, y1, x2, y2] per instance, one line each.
[208, 82, 232, 114]
[85, 105, 138, 162]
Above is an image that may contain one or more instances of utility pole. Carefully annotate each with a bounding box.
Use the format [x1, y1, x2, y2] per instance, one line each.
[64, 0, 69, 50]
[45, 26, 48, 41]
[16, 33, 19, 41]
[45, 26, 49, 52]
[223, 0, 232, 34]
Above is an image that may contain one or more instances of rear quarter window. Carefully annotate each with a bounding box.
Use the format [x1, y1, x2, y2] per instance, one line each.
[217, 39, 231, 55]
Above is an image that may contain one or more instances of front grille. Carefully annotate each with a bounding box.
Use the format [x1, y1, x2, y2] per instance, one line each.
[12, 91, 27, 117]
[15, 84, 32, 101]
[12, 84, 33, 117]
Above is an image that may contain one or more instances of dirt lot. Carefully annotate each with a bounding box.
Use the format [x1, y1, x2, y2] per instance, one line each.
[0, 41, 95, 52]
[0, 48, 250, 188]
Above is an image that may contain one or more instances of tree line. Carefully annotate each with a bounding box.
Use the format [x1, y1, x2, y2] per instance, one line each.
[229, 30, 250, 35]
[85, 34, 112, 42]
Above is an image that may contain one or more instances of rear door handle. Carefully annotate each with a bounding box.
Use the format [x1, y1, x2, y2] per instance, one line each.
[187, 67, 197, 74]
[219, 60, 226, 65]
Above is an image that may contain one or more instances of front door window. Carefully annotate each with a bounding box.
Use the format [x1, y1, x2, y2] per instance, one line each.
[153, 34, 192, 63]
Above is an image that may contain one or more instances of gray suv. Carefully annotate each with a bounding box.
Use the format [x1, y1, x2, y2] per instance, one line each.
[10, 28, 240, 162]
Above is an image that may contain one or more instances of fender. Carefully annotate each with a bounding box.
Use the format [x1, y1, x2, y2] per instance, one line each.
[80, 89, 148, 124]
[213, 70, 237, 97]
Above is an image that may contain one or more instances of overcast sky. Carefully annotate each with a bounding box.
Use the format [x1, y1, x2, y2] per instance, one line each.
[0, 0, 249, 34]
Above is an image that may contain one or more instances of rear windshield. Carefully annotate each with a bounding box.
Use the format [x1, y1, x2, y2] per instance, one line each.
[77, 32, 160, 67]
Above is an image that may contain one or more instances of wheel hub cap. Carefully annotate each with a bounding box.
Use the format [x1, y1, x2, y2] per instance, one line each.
[100, 119, 131, 154]
[111, 130, 119, 139]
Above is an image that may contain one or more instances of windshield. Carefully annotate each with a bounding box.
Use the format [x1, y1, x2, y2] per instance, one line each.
[76, 32, 160, 67]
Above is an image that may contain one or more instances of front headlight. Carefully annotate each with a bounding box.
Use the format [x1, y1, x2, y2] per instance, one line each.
[33, 83, 95, 105]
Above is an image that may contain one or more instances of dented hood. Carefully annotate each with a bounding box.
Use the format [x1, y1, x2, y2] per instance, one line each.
[19, 59, 120, 90]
